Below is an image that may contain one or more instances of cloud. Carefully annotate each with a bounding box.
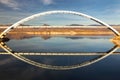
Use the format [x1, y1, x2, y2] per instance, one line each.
[41, 0, 54, 5]
[0, 0, 19, 10]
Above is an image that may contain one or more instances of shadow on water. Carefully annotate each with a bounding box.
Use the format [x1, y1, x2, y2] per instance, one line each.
[0, 37, 10, 42]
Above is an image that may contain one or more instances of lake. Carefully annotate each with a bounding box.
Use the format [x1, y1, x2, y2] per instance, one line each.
[0, 36, 120, 80]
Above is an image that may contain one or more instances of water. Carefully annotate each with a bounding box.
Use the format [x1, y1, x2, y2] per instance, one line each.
[5, 36, 114, 52]
[0, 36, 120, 80]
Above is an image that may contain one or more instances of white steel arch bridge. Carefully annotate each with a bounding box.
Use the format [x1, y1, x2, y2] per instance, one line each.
[0, 10, 120, 70]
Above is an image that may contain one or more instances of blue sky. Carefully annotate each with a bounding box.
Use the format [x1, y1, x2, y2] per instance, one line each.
[0, 0, 120, 25]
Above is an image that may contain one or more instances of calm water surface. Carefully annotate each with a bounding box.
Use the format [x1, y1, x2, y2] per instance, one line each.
[0, 36, 120, 80]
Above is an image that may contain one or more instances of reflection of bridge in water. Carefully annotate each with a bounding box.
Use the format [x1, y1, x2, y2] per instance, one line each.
[0, 41, 119, 70]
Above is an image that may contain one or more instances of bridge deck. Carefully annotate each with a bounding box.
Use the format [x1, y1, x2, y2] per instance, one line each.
[0, 52, 120, 56]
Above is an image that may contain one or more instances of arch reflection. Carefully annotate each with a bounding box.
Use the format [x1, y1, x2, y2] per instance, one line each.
[0, 38, 119, 70]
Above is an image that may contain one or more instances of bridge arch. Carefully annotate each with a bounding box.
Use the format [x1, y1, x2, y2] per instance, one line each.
[0, 10, 120, 38]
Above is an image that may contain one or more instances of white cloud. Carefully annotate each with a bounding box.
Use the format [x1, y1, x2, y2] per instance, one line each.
[0, 0, 19, 10]
[41, 0, 54, 5]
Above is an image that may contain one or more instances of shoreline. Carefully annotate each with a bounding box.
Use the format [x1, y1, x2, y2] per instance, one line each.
[0, 26, 120, 39]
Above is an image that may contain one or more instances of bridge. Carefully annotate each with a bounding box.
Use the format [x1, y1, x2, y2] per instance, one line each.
[0, 10, 120, 70]
[0, 52, 120, 56]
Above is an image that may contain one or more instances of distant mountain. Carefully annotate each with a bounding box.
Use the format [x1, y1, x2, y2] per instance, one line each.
[0, 23, 120, 26]
[67, 24, 84, 26]
[0, 24, 12, 26]
[67, 24, 120, 26]
[109, 24, 120, 26]
[89, 24, 120, 26]
[0, 24, 31, 26]
[42, 24, 50, 26]
[19, 24, 31, 26]
[88, 24, 101, 26]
